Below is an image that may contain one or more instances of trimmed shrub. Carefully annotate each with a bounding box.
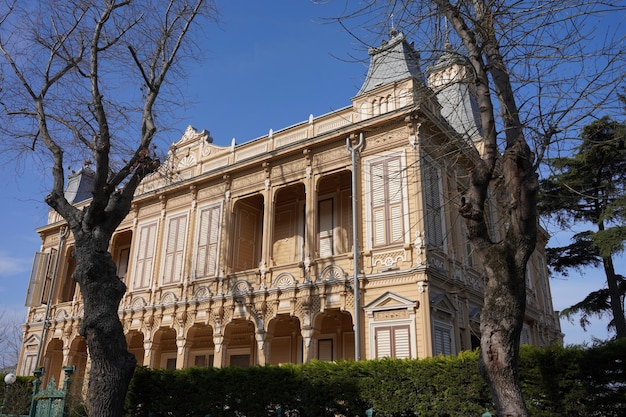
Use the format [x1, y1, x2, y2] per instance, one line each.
[124, 341, 626, 417]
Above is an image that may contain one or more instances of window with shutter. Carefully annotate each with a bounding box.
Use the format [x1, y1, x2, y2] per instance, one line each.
[374, 325, 411, 358]
[133, 222, 157, 289]
[24, 251, 52, 307]
[433, 324, 453, 356]
[163, 214, 187, 285]
[195, 205, 221, 279]
[232, 204, 261, 272]
[422, 156, 444, 248]
[116, 247, 130, 280]
[318, 339, 333, 361]
[393, 326, 411, 358]
[375, 327, 392, 358]
[273, 205, 298, 264]
[318, 198, 334, 257]
[369, 155, 406, 248]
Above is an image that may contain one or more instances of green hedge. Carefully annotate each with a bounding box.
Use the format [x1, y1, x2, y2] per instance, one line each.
[0, 374, 35, 416]
[123, 339, 626, 417]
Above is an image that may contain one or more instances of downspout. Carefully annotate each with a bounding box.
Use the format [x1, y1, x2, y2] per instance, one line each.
[347, 133, 364, 361]
[34, 225, 69, 370]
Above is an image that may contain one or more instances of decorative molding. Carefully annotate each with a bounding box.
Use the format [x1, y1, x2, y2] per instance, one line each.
[273, 272, 297, 289]
[320, 265, 345, 281]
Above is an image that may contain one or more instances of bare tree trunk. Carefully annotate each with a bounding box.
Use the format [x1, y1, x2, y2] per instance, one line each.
[479, 246, 527, 416]
[73, 236, 136, 417]
[471, 138, 537, 417]
[602, 256, 626, 338]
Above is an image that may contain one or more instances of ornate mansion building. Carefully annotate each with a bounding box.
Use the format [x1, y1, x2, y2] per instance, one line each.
[17, 30, 562, 385]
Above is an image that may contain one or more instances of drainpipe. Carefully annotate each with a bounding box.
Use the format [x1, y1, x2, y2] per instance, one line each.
[346, 133, 364, 361]
[34, 226, 69, 371]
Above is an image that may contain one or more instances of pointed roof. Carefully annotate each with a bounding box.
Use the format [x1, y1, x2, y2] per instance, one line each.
[64, 165, 95, 204]
[356, 29, 424, 96]
[426, 40, 469, 76]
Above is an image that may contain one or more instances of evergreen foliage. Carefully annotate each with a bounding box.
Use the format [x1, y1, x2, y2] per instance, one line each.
[122, 341, 626, 417]
[539, 116, 626, 336]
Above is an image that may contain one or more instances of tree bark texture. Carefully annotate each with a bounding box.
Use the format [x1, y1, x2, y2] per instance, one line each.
[602, 255, 626, 338]
[436, 0, 539, 414]
[73, 232, 137, 417]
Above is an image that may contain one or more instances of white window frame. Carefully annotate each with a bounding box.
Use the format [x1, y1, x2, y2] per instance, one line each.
[317, 336, 335, 362]
[193, 203, 223, 280]
[364, 150, 410, 250]
[161, 211, 189, 286]
[191, 350, 215, 367]
[433, 321, 455, 356]
[422, 155, 446, 250]
[227, 347, 252, 367]
[132, 220, 159, 290]
[318, 195, 336, 257]
[372, 323, 413, 359]
[160, 352, 177, 370]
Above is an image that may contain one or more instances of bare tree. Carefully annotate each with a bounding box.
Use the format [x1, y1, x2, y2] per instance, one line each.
[0, 310, 23, 372]
[0, 1, 216, 416]
[333, 1, 624, 416]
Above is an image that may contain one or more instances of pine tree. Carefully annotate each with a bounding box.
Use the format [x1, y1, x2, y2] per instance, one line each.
[539, 116, 626, 338]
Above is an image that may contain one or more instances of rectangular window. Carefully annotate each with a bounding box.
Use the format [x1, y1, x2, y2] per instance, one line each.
[272, 203, 300, 264]
[133, 222, 158, 289]
[433, 324, 453, 356]
[423, 156, 444, 248]
[318, 339, 333, 361]
[195, 205, 221, 279]
[166, 357, 177, 370]
[232, 204, 261, 272]
[229, 354, 251, 368]
[21, 353, 37, 376]
[374, 325, 411, 359]
[116, 247, 130, 281]
[163, 214, 188, 285]
[24, 251, 53, 307]
[369, 155, 405, 247]
[318, 198, 334, 257]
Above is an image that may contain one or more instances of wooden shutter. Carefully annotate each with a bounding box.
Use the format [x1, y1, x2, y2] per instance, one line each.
[387, 158, 405, 243]
[117, 247, 130, 280]
[434, 325, 452, 356]
[273, 205, 296, 264]
[375, 325, 411, 359]
[24, 252, 51, 307]
[339, 189, 353, 254]
[318, 198, 334, 257]
[318, 339, 333, 361]
[163, 214, 187, 284]
[134, 222, 157, 289]
[370, 156, 405, 247]
[393, 326, 411, 358]
[233, 205, 260, 272]
[423, 158, 444, 248]
[371, 161, 387, 246]
[196, 206, 220, 279]
[375, 327, 392, 358]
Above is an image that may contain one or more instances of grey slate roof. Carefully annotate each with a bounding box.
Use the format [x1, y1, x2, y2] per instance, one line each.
[356, 29, 425, 96]
[64, 166, 95, 204]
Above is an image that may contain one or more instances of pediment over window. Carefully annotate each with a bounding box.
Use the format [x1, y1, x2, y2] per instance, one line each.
[364, 291, 417, 314]
[430, 293, 456, 315]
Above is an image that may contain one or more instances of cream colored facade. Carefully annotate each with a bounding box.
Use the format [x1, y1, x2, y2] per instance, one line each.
[17, 31, 562, 386]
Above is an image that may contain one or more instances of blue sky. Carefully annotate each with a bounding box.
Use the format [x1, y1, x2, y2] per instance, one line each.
[0, 1, 618, 345]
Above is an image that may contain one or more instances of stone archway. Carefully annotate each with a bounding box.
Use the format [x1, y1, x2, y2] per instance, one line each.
[186, 324, 215, 367]
[127, 331, 145, 366]
[152, 328, 177, 369]
[42, 338, 64, 387]
[267, 314, 302, 365]
[223, 319, 255, 367]
[313, 309, 355, 361]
